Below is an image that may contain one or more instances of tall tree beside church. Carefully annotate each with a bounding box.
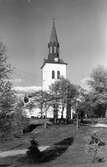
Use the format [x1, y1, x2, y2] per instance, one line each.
[88, 65, 107, 92]
[49, 78, 78, 123]
[87, 65, 107, 117]
[28, 90, 54, 118]
[0, 42, 16, 140]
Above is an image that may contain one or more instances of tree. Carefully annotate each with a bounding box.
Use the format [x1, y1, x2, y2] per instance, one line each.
[0, 42, 11, 80]
[13, 98, 29, 136]
[26, 90, 54, 128]
[76, 92, 93, 119]
[0, 81, 16, 113]
[88, 65, 107, 93]
[0, 42, 16, 140]
[49, 78, 78, 123]
[87, 66, 107, 117]
[28, 90, 52, 118]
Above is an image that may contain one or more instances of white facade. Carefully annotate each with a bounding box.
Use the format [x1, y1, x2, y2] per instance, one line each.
[23, 105, 75, 119]
[42, 63, 67, 91]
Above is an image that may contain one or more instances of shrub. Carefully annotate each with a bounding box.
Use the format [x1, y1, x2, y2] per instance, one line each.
[27, 139, 41, 162]
[85, 131, 106, 163]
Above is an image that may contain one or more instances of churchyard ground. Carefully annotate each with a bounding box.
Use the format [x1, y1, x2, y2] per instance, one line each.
[0, 121, 107, 167]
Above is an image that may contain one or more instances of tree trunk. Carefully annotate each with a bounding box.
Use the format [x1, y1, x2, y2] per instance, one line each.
[61, 105, 64, 119]
[53, 104, 58, 124]
[76, 112, 79, 129]
[66, 98, 71, 124]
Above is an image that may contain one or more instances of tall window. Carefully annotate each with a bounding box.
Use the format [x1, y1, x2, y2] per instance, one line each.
[57, 71, 60, 79]
[50, 46, 52, 53]
[54, 46, 56, 53]
[52, 70, 55, 79]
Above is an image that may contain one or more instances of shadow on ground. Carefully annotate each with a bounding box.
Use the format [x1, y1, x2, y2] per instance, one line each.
[0, 165, 9, 167]
[19, 136, 74, 164]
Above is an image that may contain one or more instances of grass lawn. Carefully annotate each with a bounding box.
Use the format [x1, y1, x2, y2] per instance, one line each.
[0, 123, 107, 167]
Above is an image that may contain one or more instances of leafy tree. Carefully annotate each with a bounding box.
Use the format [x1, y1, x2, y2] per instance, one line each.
[87, 66, 107, 117]
[88, 66, 107, 93]
[0, 42, 16, 140]
[49, 78, 78, 123]
[13, 98, 29, 136]
[0, 81, 16, 113]
[77, 92, 94, 119]
[0, 42, 12, 80]
[73, 87, 87, 123]
[28, 90, 52, 118]
[26, 90, 54, 128]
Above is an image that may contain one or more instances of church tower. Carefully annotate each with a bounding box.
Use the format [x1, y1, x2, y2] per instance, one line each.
[41, 19, 67, 91]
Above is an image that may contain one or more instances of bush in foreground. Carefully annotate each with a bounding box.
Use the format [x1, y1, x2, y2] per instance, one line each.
[85, 131, 106, 163]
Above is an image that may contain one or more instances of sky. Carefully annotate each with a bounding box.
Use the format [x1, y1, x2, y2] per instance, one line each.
[0, 0, 107, 88]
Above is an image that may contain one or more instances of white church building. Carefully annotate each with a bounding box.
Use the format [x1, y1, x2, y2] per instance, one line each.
[22, 19, 75, 119]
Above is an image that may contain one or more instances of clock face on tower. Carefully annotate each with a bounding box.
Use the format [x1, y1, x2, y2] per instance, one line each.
[54, 57, 58, 62]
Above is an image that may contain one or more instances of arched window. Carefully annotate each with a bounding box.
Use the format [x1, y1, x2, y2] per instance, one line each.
[50, 46, 52, 53]
[57, 71, 60, 79]
[54, 46, 56, 53]
[52, 70, 55, 79]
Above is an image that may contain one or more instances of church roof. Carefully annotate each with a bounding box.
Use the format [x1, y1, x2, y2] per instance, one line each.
[49, 18, 58, 43]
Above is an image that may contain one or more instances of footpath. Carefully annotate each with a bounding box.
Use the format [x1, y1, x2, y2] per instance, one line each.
[0, 146, 50, 158]
[47, 127, 107, 167]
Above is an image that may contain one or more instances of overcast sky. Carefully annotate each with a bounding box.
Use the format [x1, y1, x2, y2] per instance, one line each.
[0, 0, 107, 87]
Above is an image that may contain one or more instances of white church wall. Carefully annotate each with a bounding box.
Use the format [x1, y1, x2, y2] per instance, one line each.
[45, 106, 54, 118]
[42, 63, 66, 91]
[23, 104, 75, 119]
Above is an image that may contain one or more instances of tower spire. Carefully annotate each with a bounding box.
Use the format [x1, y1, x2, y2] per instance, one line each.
[41, 19, 67, 70]
[50, 18, 58, 43]
[48, 18, 60, 61]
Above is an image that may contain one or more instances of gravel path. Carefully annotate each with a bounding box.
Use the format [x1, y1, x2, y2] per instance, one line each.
[91, 123, 107, 127]
[0, 146, 50, 158]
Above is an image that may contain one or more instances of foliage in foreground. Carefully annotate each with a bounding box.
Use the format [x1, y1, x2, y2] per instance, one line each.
[77, 66, 107, 118]
[0, 42, 29, 140]
[0, 42, 17, 140]
[85, 131, 106, 163]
